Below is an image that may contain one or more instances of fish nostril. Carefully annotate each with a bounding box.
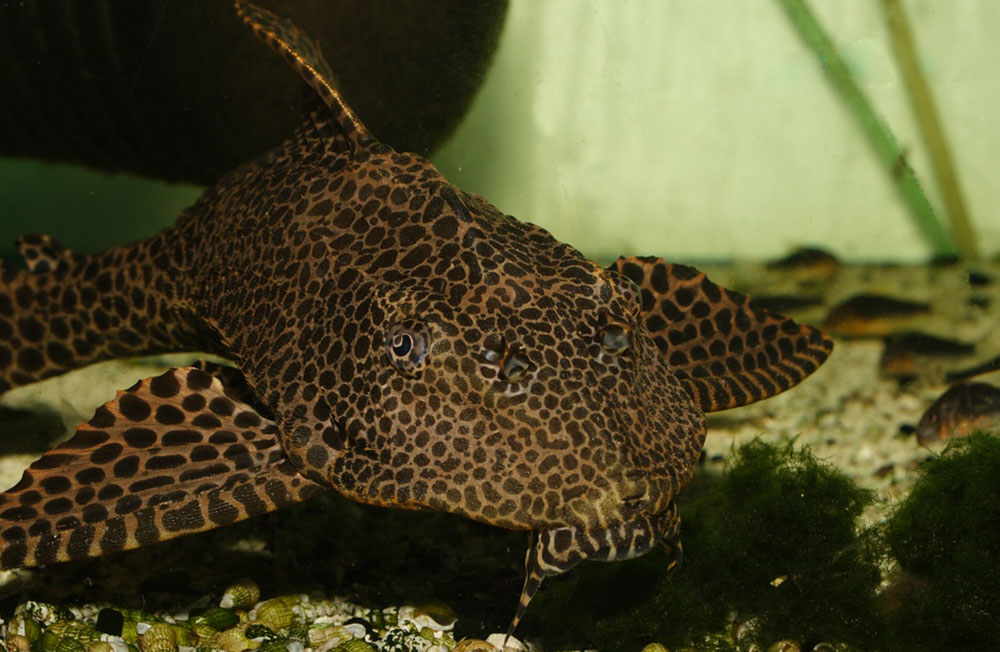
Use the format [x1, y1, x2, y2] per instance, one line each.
[501, 350, 533, 382]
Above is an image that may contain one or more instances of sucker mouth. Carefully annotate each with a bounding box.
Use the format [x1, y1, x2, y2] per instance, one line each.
[503, 503, 681, 642]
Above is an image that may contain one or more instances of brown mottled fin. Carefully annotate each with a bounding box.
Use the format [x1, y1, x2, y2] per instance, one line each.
[0, 363, 323, 569]
[234, 1, 374, 150]
[15, 234, 78, 273]
[611, 256, 833, 412]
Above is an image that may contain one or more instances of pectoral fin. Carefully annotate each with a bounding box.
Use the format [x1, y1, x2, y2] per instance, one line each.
[0, 363, 323, 569]
[611, 256, 833, 412]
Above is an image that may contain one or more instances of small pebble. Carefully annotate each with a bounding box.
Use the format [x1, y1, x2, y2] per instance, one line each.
[253, 599, 294, 631]
[332, 641, 374, 652]
[640, 644, 670, 652]
[486, 632, 523, 651]
[212, 627, 255, 652]
[768, 641, 800, 652]
[307, 624, 353, 651]
[451, 639, 497, 652]
[138, 623, 176, 652]
[342, 622, 367, 639]
[220, 578, 260, 610]
[405, 604, 458, 631]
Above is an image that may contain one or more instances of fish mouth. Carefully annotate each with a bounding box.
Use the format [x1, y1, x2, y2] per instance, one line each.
[534, 502, 679, 571]
[504, 503, 681, 640]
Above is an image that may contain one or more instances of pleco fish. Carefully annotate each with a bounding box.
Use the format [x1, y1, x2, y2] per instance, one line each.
[0, 2, 833, 636]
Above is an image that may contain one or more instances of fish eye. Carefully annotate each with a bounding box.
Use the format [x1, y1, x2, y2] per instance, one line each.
[601, 323, 632, 355]
[598, 312, 632, 355]
[385, 323, 428, 373]
[391, 333, 413, 356]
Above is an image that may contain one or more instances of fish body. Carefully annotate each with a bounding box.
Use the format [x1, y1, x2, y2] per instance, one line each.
[879, 331, 976, 383]
[765, 246, 841, 284]
[917, 382, 1000, 444]
[0, 2, 832, 631]
[823, 293, 931, 338]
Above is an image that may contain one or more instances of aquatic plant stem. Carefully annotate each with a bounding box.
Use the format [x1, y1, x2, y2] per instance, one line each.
[881, 0, 978, 260]
[775, 0, 956, 258]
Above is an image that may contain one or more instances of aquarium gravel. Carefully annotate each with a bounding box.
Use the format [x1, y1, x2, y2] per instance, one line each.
[0, 586, 490, 652]
[697, 260, 1000, 528]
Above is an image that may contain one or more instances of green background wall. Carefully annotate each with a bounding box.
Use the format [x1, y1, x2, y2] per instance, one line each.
[2, 0, 996, 263]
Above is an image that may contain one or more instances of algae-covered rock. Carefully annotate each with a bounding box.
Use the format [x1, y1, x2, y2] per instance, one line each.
[524, 439, 883, 650]
[253, 598, 296, 632]
[210, 626, 255, 652]
[886, 432, 1000, 651]
[191, 608, 240, 632]
[138, 623, 177, 652]
[681, 440, 883, 647]
[220, 578, 261, 611]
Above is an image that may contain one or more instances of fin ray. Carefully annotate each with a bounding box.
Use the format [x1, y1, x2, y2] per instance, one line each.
[234, 1, 374, 149]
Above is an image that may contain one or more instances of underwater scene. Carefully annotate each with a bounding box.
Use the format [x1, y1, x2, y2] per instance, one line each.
[0, 1, 997, 651]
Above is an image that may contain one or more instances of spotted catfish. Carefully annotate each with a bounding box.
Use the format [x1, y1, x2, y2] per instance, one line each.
[0, 1, 832, 634]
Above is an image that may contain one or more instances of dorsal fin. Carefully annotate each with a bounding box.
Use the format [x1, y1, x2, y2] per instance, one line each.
[234, 1, 375, 151]
[611, 256, 833, 412]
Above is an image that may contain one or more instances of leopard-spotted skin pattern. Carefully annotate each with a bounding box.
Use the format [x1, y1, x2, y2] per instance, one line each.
[0, 363, 321, 568]
[611, 257, 831, 412]
[0, 1, 833, 631]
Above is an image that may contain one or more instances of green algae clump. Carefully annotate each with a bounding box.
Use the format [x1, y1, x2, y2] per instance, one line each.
[680, 439, 882, 647]
[886, 432, 1000, 651]
[525, 439, 883, 650]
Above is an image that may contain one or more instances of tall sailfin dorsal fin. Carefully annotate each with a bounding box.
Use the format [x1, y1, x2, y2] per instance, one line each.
[235, 1, 376, 151]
